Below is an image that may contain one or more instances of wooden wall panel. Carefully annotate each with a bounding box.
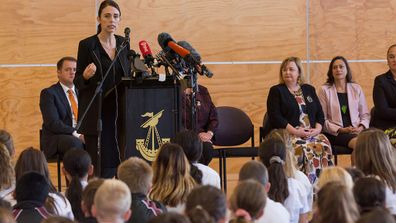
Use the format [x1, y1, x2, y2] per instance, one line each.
[0, 67, 57, 157]
[0, 1, 96, 64]
[119, 0, 307, 61]
[309, 0, 396, 60]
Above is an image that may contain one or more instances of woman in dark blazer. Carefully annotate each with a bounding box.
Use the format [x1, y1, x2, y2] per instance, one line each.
[372, 44, 396, 129]
[372, 44, 396, 145]
[74, 0, 130, 178]
[266, 57, 333, 184]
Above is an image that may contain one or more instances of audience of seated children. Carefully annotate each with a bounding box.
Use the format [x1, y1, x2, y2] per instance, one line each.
[13, 147, 73, 219]
[314, 181, 360, 223]
[258, 138, 309, 223]
[80, 179, 104, 223]
[354, 129, 396, 215]
[12, 171, 51, 223]
[62, 148, 93, 221]
[172, 130, 221, 188]
[238, 160, 290, 223]
[185, 185, 227, 223]
[353, 176, 386, 215]
[266, 129, 313, 209]
[92, 179, 131, 223]
[0, 144, 15, 203]
[117, 157, 166, 223]
[149, 143, 196, 213]
[317, 166, 354, 190]
[228, 180, 267, 223]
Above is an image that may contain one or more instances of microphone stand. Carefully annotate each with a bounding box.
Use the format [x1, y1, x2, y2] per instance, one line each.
[187, 68, 198, 131]
[75, 40, 129, 177]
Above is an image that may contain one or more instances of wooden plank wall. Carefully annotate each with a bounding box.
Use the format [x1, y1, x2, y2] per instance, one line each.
[1, 0, 395, 157]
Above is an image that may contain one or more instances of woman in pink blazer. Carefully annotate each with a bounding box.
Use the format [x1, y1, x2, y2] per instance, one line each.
[318, 56, 370, 150]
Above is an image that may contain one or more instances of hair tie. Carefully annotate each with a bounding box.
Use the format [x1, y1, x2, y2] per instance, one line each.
[195, 205, 203, 210]
[270, 156, 284, 165]
[235, 208, 252, 221]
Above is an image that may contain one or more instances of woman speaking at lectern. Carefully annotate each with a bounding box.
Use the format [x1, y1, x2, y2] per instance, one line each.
[74, 0, 130, 178]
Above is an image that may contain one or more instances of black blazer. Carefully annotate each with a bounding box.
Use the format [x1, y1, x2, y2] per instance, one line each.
[266, 84, 325, 134]
[40, 82, 75, 157]
[74, 34, 131, 134]
[372, 70, 396, 129]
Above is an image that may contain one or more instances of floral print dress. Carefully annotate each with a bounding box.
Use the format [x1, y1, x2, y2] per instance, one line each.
[291, 89, 334, 184]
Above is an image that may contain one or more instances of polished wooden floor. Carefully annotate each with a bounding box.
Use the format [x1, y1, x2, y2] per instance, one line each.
[48, 154, 352, 195]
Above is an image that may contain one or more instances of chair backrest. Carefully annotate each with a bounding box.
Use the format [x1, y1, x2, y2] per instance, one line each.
[213, 106, 254, 146]
[369, 107, 376, 127]
[260, 112, 271, 140]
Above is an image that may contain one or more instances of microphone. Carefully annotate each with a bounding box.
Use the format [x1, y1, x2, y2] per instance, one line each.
[139, 40, 155, 68]
[124, 27, 131, 44]
[177, 40, 213, 78]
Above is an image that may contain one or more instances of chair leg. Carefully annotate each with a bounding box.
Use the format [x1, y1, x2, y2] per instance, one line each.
[223, 154, 227, 193]
[57, 155, 62, 192]
[334, 154, 338, 166]
[218, 149, 223, 191]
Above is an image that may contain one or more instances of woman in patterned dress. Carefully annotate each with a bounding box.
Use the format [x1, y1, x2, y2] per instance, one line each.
[266, 56, 333, 184]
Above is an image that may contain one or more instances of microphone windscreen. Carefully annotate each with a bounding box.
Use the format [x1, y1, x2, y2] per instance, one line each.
[124, 27, 131, 36]
[139, 40, 152, 57]
[168, 41, 190, 58]
[177, 41, 201, 63]
[157, 32, 174, 50]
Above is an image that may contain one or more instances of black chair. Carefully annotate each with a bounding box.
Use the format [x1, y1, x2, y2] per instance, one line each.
[39, 129, 62, 192]
[259, 112, 270, 143]
[212, 106, 257, 192]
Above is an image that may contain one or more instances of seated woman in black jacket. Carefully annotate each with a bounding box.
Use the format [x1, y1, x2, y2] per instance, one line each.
[372, 44, 396, 145]
[266, 56, 333, 184]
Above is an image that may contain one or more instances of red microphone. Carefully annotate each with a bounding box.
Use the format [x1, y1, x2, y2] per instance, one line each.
[138, 40, 155, 68]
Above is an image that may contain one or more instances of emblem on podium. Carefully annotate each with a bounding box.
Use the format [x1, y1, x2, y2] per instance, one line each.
[136, 109, 170, 161]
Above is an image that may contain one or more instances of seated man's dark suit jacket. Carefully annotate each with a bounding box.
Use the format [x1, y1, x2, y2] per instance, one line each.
[40, 82, 82, 158]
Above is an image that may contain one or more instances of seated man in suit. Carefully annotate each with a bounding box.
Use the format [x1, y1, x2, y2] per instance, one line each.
[40, 56, 84, 158]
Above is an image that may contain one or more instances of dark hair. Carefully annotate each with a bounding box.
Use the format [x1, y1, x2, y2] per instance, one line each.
[14, 147, 63, 214]
[186, 185, 227, 223]
[0, 129, 14, 157]
[15, 171, 50, 204]
[353, 177, 386, 214]
[97, 0, 121, 34]
[81, 178, 105, 217]
[56, 57, 77, 71]
[171, 130, 203, 184]
[148, 212, 191, 223]
[344, 167, 365, 182]
[356, 207, 395, 223]
[239, 160, 268, 186]
[258, 138, 288, 203]
[325, 56, 353, 85]
[63, 148, 92, 221]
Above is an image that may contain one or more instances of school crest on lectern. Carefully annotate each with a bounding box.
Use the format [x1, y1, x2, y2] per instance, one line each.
[136, 110, 170, 161]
